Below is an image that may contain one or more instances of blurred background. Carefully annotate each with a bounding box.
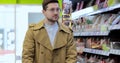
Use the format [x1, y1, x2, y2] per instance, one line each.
[1, 0, 120, 63]
[0, 0, 62, 63]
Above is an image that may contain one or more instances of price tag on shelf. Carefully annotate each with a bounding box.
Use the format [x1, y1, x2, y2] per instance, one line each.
[84, 48, 86, 52]
[116, 50, 119, 55]
[104, 51, 108, 56]
[93, 32, 96, 35]
[85, 48, 88, 52]
[95, 49, 98, 54]
[84, 32, 86, 36]
[117, 50, 120, 55]
[89, 32, 92, 35]
[78, 32, 81, 36]
[73, 33, 77, 36]
[89, 48, 91, 52]
[110, 49, 120, 55]
[102, 51, 105, 55]
[102, 50, 104, 55]
[89, 32, 91, 35]
[100, 32, 102, 35]
[113, 25, 116, 29]
[93, 49, 96, 54]
[102, 32, 104, 35]
[115, 50, 118, 55]
[85, 32, 88, 36]
[101, 32, 104, 35]
[109, 26, 112, 30]
[116, 25, 120, 29]
[95, 32, 98, 35]
[114, 50, 116, 54]
[99, 50, 102, 55]
[90, 49, 93, 53]
[115, 25, 118, 29]
[112, 49, 115, 54]
[110, 49, 114, 54]
[95, 49, 97, 54]
[87, 32, 90, 36]
[100, 32, 103, 35]
[104, 51, 107, 55]
[77, 32, 79, 36]
[81, 32, 83, 36]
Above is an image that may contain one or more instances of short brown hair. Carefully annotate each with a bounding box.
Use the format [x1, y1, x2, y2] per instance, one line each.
[42, 0, 59, 10]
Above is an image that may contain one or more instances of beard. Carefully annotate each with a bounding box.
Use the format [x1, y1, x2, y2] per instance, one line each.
[47, 15, 59, 22]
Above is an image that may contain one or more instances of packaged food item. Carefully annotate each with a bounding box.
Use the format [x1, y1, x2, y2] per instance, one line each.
[112, 15, 120, 25]
[111, 42, 120, 49]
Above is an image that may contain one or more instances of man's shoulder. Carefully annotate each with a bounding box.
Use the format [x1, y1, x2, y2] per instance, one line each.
[29, 23, 36, 28]
[28, 20, 44, 30]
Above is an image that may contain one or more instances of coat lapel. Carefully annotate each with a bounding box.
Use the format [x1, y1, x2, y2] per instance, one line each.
[53, 22, 71, 50]
[36, 28, 53, 51]
[54, 30, 67, 50]
[33, 19, 72, 50]
[33, 20, 53, 51]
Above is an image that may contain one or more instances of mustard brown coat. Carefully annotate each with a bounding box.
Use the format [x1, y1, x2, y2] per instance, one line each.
[22, 20, 77, 63]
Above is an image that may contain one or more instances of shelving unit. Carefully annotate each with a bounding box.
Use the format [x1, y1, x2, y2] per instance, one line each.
[74, 31, 109, 36]
[84, 48, 110, 56]
[72, 0, 120, 63]
[72, 3, 120, 20]
[109, 24, 120, 30]
[87, 4, 120, 16]
[110, 49, 120, 55]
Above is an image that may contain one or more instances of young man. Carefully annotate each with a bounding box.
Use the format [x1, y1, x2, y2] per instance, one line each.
[22, 0, 77, 63]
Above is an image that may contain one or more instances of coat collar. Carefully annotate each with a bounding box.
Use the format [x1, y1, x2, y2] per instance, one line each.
[33, 19, 71, 34]
[33, 19, 73, 51]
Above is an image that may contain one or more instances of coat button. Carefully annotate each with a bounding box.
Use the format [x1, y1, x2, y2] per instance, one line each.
[41, 52, 44, 54]
[55, 53, 58, 56]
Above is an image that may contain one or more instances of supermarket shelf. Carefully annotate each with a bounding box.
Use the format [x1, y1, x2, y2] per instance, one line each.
[88, 4, 120, 16]
[109, 25, 120, 30]
[84, 48, 110, 56]
[73, 31, 109, 36]
[72, 7, 94, 20]
[72, 4, 120, 20]
[110, 49, 120, 55]
[73, 25, 120, 36]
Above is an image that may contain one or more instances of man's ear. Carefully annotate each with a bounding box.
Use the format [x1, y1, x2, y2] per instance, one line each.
[42, 10, 46, 15]
[42, 10, 45, 14]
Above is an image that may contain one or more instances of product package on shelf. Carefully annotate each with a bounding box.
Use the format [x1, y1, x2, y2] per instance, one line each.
[72, 14, 114, 36]
[75, 1, 84, 11]
[111, 15, 120, 25]
[72, 17, 93, 33]
[72, 1, 120, 62]
[77, 53, 115, 63]
[62, 0, 73, 28]
[74, 38, 85, 54]
[107, 0, 119, 6]
[85, 37, 110, 51]
[62, 0, 72, 20]
[110, 42, 120, 55]
[73, 14, 120, 33]
[110, 42, 120, 49]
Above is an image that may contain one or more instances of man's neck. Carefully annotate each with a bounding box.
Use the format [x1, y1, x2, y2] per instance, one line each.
[44, 19, 56, 25]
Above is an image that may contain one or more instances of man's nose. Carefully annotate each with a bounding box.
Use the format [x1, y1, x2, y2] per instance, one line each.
[54, 10, 59, 14]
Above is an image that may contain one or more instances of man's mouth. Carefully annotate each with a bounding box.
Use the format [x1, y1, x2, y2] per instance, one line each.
[53, 16, 58, 18]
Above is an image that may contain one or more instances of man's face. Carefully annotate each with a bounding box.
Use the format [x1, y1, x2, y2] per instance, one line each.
[43, 3, 60, 22]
